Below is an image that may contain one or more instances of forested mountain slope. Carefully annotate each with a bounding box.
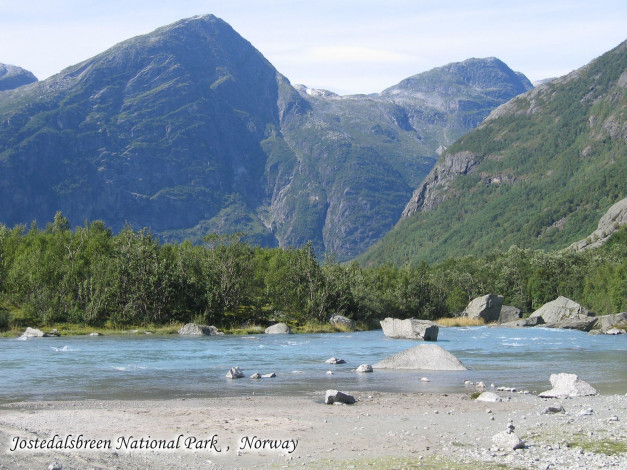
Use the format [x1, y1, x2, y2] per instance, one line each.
[362, 40, 627, 264]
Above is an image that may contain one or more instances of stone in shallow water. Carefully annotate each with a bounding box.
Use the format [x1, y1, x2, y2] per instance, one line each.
[373, 344, 467, 371]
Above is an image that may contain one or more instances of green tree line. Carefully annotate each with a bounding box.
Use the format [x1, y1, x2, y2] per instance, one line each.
[0, 212, 625, 331]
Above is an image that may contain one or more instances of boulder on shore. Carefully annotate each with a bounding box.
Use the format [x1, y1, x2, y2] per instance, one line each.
[529, 296, 596, 331]
[20, 327, 45, 338]
[325, 390, 355, 405]
[463, 294, 504, 323]
[380, 318, 439, 341]
[328, 314, 356, 331]
[498, 306, 522, 324]
[373, 344, 467, 371]
[265, 323, 292, 334]
[590, 312, 627, 334]
[538, 373, 598, 398]
[178, 323, 223, 336]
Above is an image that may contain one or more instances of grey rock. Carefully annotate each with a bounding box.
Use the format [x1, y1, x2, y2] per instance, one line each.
[250, 373, 261, 379]
[538, 373, 598, 398]
[499, 305, 522, 324]
[569, 197, 627, 251]
[492, 430, 525, 450]
[380, 317, 439, 341]
[226, 367, 244, 379]
[605, 328, 626, 335]
[356, 364, 373, 373]
[591, 312, 627, 334]
[463, 294, 504, 323]
[47, 463, 62, 470]
[529, 296, 595, 330]
[325, 390, 355, 405]
[261, 372, 276, 378]
[543, 403, 566, 414]
[325, 357, 346, 364]
[89, 332, 102, 336]
[328, 314, 356, 331]
[476, 392, 502, 402]
[44, 329, 61, 337]
[373, 344, 467, 371]
[265, 323, 292, 335]
[178, 323, 223, 336]
[21, 327, 45, 338]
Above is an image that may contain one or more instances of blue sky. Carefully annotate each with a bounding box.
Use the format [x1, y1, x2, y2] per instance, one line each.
[1, 0, 625, 94]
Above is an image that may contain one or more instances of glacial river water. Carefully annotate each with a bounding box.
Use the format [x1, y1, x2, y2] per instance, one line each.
[1, 327, 626, 403]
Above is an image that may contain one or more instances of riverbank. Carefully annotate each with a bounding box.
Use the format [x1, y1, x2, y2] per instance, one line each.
[1, 391, 625, 469]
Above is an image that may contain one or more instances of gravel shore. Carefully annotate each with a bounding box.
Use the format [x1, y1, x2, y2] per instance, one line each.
[1, 391, 626, 469]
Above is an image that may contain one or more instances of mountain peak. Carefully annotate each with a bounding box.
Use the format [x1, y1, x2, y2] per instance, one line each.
[0, 63, 37, 91]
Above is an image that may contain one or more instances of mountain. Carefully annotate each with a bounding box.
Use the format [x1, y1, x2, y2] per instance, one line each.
[0, 64, 37, 91]
[0, 15, 532, 258]
[362, 40, 627, 264]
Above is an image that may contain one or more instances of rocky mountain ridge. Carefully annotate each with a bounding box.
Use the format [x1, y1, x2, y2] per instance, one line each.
[363, 39, 627, 264]
[0, 15, 533, 259]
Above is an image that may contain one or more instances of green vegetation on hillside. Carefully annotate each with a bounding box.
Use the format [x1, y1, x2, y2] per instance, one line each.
[1, 214, 625, 333]
[363, 40, 627, 265]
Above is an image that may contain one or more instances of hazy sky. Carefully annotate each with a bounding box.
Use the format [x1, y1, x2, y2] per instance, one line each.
[1, 0, 625, 95]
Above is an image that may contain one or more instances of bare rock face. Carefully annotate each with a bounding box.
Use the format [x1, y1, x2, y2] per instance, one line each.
[178, 323, 223, 336]
[373, 344, 467, 371]
[380, 318, 439, 341]
[265, 323, 293, 334]
[538, 373, 598, 398]
[463, 294, 504, 323]
[569, 197, 627, 251]
[529, 296, 596, 331]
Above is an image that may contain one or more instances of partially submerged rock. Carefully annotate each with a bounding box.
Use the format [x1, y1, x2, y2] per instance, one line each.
[226, 367, 245, 379]
[265, 323, 293, 334]
[356, 364, 373, 373]
[178, 323, 223, 336]
[538, 373, 598, 398]
[324, 390, 355, 405]
[328, 314, 356, 331]
[380, 318, 439, 341]
[529, 296, 596, 331]
[325, 357, 346, 364]
[373, 344, 467, 371]
[463, 294, 504, 323]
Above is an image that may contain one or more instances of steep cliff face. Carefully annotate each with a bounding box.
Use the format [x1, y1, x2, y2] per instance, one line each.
[0, 64, 37, 91]
[363, 40, 627, 264]
[0, 15, 534, 259]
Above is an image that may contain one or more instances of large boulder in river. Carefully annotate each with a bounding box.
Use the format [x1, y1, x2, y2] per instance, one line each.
[20, 327, 45, 338]
[538, 373, 598, 398]
[380, 318, 439, 341]
[328, 314, 356, 331]
[373, 344, 467, 371]
[498, 306, 522, 324]
[265, 322, 293, 334]
[178, 323, 223, 336]
[590, 312, 627, 334]
[528, 296, 596, 331]
[463, 294, 503, 323]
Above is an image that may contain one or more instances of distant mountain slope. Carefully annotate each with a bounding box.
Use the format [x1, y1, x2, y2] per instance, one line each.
[0, 64, 37, 91]
[362, 40, 627, 264]
[0, 15, 532, 259]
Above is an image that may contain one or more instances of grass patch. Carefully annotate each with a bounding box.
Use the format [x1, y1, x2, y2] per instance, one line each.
[436, 317, 486, 327]
[567, 438, 627, 456]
